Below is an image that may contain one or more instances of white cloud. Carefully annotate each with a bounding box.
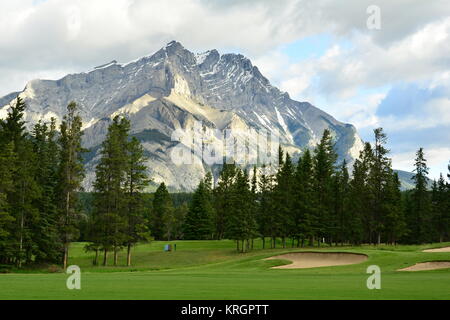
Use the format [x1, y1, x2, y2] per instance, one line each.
[0, 0, 310, 96]
[2, 0, 450, 97]
[282, 17, 450, 100]
[377, 99, 450, 133]
[0, 0, 449, 176]
[392, 147, 450, 180]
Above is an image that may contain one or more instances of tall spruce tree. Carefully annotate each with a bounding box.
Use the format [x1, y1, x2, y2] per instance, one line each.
[368, 128, 392, 245]
[0, 142, 15, 264]
[250, 166, 258, 250]
[409, 148, 432, 243]
[355, 142, 374, 243]
[151, 182, 173, 241]
[57, 102, 86, 269]
[183, 178, 214, 240]
[92, 116, 129, 265]
[213, 163, 237, 240]
[332, 160, 350, 245]
[313, 129, 337, 246]
[124, 136, 151, 265]
[1, 97, 40, 267]
[348, 157, 367, 245]
[256, 164, 275, 249]
[293, 149, 316, 247]
[432, 174, 449, 242]
[173, 203, 188, 240]
[31, 119, 61, 263]
[225, 169, 257, 252]
[384, 172, 406, 244]
[273, 151, 295, 248]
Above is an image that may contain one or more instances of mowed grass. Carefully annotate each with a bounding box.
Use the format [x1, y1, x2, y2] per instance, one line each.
[1, 240, 450, 300]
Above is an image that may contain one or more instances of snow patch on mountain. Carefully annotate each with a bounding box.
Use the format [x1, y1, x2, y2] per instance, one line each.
[195, 51, 211, 65]
[111, 94, 157, 118]
[275, 107, 294, 144]
[82, 118, 99, 130]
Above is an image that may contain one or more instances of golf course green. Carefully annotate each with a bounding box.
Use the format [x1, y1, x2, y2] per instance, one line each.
[1, 240, 450, 300]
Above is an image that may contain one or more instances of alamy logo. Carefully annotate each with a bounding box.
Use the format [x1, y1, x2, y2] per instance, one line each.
[367, 5, 381, 30]
[66, 265, 81, 290]
[366, 265, 381, 289]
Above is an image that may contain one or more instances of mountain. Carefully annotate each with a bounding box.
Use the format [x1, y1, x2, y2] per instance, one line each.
[394, 170, 433, 191]
[0, 41, 364, 191]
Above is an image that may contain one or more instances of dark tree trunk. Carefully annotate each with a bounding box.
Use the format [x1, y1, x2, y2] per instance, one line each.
[103, 249, 108, 266]
[127, 243, 132, 266]
[93, 249, 99, 266]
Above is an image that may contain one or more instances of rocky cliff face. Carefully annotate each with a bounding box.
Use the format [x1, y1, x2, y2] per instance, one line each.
[0, 41, 364, 191]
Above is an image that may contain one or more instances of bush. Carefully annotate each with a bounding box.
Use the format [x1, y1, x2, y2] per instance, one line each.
[47, 265, 62, 273]
[0, 265, 11, 273]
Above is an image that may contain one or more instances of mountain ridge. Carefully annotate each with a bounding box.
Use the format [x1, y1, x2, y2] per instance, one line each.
[0, 41, 364, 191]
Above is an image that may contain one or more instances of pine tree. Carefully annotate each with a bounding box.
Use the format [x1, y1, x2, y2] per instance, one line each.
[184, 179, 214, 240]
[173, 203, 188, 240]
[1, 97, 40, 267]
[293, 149, 315, 247]
[447, 161, 450, 180]
[241, 169, 258, 251]
[250, 166, 258, 250]
[266, 146, 286, 248]
[256, 164, 275, 249]
[273, 151, 295, 248]
[409, 148, 432, 243]
[57, 102, 86, 269]
[213, 163, 237, 240]
[152, 182, 173, 241]
[226, 169, 257, 252]
[124, 137, 151, 266]
[354, 142, 374, 243]
[432, 174, 449, 243]
[313, 129, 338, 246]
[92, 116, 129, 265]
[348, 158, 366, 245]
[384, 172, 406, 244]
[0, 142, 15, 264]
[332, 160, 350, 245]
[31, 119, 61, 263]
[367, 128, 392, 245]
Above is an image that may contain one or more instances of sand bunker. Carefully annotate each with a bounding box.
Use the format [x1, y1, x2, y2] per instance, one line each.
[265, 252, 367, 269]
[398, 261, 450, 271]
[423, 246, 450, 253]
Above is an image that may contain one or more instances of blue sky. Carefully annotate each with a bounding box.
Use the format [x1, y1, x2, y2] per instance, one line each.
[0, 0, 449, 179]
[255, 34, 450, 179]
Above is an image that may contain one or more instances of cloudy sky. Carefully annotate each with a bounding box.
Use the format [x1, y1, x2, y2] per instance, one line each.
[1, 0, 449, 178]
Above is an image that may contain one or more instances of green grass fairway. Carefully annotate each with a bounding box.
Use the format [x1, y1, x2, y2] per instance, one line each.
[1, 240, 450, 300]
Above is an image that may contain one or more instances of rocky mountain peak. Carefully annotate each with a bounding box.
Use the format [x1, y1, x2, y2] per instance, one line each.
[0, 41, 365, 191]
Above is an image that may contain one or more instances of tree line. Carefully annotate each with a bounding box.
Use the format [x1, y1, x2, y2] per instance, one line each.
[0, 98, 85, 268]
[0, 98, 449, 268]
[0, 99, 155, 267]
[149, 128, 450, 252]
